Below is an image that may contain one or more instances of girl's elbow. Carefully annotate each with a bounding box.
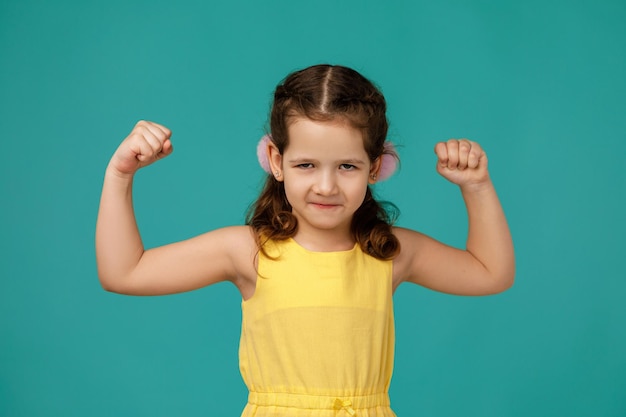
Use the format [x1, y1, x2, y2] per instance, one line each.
[97, 270, 133, 294]
[99, 280, 123, 294]
[98, 275, 122, 293]
[487, 270, 515, 294]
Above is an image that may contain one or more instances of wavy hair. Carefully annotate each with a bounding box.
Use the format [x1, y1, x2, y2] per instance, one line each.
[246, 64, 400, 260]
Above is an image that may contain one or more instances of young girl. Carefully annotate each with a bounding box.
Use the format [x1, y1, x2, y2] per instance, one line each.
[96, 64, 514, 416]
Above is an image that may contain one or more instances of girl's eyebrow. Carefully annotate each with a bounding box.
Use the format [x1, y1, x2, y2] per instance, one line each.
[287, 158, 367, 165]
[339, 159, 367, 165]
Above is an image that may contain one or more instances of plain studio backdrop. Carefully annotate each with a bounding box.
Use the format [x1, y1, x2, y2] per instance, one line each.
[1, 1, 624, 416]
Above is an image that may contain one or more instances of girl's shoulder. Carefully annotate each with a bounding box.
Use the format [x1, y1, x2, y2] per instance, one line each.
[187, 224, 258, 277]
[213, 224, 257, 242]
[391, 226, 431, 253]
[192, 224, 257, 249]
[390, 226, 436, 288]
[203, 225, 258, 297]
[208, 225, 258, 260]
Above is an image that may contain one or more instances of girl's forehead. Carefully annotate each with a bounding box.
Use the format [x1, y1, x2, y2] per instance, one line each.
[286, 118, 366, 155]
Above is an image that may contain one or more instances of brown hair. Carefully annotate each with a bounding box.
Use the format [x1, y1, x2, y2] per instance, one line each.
[246, 64, 400, 259]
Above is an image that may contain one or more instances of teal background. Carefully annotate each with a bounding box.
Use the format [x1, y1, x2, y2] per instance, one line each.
[1, 0, 624, 416]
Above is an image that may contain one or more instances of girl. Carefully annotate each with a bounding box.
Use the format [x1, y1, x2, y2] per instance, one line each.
[96, 64, 514, 416]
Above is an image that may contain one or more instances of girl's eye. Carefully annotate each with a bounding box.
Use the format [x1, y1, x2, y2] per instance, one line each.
[296, 163, 313, 169]
[340, 164, 356, 170]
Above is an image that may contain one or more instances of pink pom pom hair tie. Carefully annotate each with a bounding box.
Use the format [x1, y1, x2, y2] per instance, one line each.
[256, 134, 273, 174]
[377, 142, 399, 181]
[256, 134, 398, 181]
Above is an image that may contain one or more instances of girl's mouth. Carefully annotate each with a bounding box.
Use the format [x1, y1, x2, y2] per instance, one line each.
[310, 202, 340, 209]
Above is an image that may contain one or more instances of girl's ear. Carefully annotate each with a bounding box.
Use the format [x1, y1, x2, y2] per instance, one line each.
[368, 157, 382, 184]
[267, 142, 284, 182]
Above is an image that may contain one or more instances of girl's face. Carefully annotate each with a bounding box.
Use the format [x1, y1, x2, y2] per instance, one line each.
[269, 117, 380, 248]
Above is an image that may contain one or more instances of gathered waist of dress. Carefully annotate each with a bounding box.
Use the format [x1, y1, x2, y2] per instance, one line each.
[248, 391, 390, 411]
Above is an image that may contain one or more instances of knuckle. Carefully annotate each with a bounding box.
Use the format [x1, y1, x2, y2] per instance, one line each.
[128, 132, 144, 142]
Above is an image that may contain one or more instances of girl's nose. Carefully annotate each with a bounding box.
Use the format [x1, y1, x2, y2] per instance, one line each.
[313, 171, 338, 195]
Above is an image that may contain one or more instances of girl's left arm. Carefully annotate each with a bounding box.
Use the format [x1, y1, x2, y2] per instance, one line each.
[393, 139, 515, 295]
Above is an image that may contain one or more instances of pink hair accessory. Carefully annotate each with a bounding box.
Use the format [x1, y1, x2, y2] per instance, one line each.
[257, 134, 273, 173]
[377, 142, 398, 181]
[256, 134, 398, 181]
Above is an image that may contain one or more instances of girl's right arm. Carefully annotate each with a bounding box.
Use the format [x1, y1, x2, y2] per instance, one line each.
[95, 121, 257, 296]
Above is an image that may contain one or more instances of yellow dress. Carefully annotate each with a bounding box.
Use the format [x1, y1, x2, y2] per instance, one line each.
[239, 238, 397, 417]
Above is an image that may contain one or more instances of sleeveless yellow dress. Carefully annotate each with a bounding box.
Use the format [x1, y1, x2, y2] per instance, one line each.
[239, 238, 397, 417]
